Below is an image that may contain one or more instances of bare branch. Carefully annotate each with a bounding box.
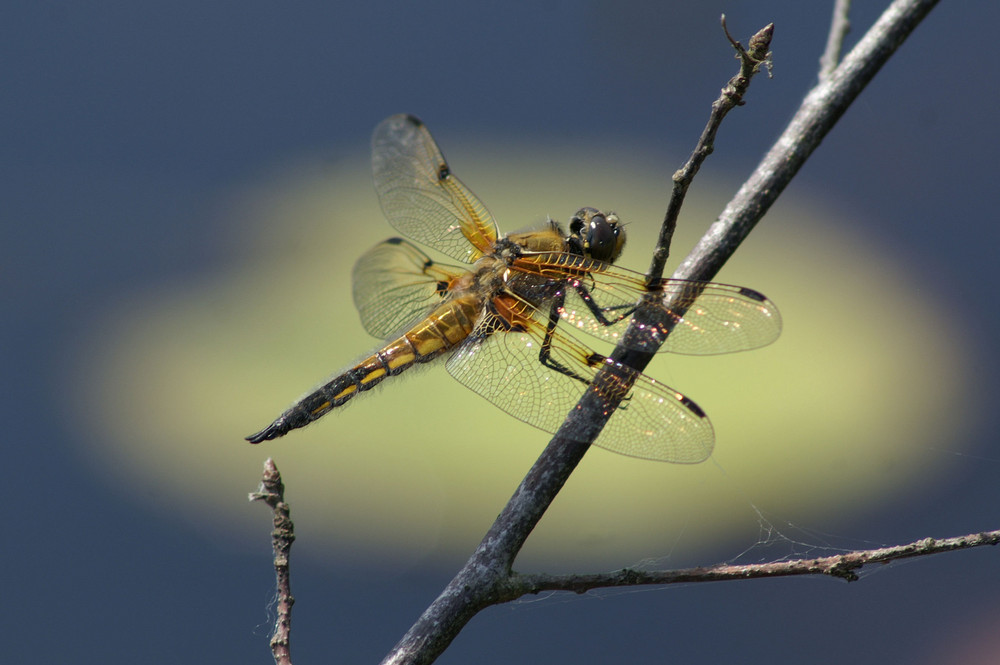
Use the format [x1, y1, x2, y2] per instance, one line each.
[513, 530, 1000, 595]
[819, 0, 853, 81]
[379, 22, 775, 665]
[250, 459, 296, 665]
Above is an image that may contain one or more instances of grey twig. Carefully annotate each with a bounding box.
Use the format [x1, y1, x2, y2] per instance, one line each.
[648, 17, 773, 283]
[819, 0, 853, 81]
[250, 458, 296, 665]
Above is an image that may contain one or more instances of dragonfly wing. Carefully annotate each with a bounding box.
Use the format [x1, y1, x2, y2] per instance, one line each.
[647, 279, 783, 355]
[372, 114, 500, 263]
[352, 237, 467, 339]
[445, 299, 714, 463]
[523, 255, 782, 356]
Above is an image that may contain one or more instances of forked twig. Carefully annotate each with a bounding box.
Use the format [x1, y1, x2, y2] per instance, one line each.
[511, 530, 1000, 594]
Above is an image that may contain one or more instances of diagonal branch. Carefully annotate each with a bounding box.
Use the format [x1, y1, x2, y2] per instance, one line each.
[378, 2, 940, 664]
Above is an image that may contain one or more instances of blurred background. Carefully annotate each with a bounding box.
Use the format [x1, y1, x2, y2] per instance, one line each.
[6, 1, 1000, 663]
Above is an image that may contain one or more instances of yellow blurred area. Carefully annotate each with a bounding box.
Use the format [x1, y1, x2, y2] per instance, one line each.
[69, 139, 975, 570]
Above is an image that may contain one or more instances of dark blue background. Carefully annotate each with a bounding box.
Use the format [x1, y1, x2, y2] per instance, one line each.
[6, 2, 999, 663]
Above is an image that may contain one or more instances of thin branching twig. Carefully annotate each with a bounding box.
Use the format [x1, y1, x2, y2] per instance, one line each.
[673, 0, 938, 285]
[649, 18, 773, 283]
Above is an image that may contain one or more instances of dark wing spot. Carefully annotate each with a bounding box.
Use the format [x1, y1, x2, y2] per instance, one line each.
[437, 164, 450, 181]
[678, 395, 707, 419]
[738, 287, 768, 303]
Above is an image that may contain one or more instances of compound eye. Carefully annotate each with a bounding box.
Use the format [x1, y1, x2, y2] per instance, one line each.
[586, 214, 620, 261]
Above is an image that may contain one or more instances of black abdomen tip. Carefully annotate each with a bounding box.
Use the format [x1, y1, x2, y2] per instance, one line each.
[245, 422, 286, 444]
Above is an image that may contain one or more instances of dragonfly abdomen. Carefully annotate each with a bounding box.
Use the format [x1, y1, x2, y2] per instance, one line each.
[246, 296, 479, 443]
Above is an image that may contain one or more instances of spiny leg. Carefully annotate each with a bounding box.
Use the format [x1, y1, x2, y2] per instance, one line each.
[570, 278, 636, 327]
[537, 300, 597, 388]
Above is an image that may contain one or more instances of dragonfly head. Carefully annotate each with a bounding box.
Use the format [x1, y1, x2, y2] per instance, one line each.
[568, 207, 626, 263]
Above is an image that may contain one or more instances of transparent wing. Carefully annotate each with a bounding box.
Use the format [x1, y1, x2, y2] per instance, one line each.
[371, 114, 500, 263]
[512, 253, 782, 355]
[352, 237, 467, 339]
[445, 297, 714, 463]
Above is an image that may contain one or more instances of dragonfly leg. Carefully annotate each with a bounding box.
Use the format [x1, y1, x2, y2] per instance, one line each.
[537, 301, 595, 387]
[570, 280, 635, 326]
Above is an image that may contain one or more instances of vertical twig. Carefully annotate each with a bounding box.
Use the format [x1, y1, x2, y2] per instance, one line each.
[250, 458, 296, 665]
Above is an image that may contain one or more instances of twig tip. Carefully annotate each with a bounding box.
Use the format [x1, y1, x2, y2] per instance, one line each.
[750, 24, 775, 55]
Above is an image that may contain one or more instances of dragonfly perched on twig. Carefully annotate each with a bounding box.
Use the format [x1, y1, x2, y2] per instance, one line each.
[247, 114, 781, 462]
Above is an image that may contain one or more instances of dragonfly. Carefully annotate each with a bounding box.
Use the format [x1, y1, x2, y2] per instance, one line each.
[246, 114, 781, 462]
